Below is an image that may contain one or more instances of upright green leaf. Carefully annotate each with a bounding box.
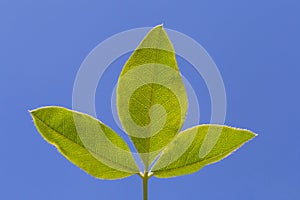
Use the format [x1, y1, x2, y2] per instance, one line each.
[116, 25, 188, 168]
[30, 106, 139, 180]
[152, 125, 256, 178]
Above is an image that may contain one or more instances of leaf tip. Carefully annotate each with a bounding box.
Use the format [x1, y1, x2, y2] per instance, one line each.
[246, 129, 258, 139]
[250, 132, 258, 141]
[28, 109, 36, 117]
[28, 107, 40, 116]
[154, 23, 164, 30]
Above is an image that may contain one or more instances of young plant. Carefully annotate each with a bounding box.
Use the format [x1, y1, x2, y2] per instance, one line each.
[30, 25, 256, 200]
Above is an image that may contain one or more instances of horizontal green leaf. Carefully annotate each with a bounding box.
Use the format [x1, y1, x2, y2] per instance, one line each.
[30, 106, 139, 180]
[151, 124, 256, 178]
[117, 25, 188, 168]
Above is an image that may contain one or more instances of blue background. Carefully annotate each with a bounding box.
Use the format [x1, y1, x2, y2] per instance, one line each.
[1, 0, 299, 199]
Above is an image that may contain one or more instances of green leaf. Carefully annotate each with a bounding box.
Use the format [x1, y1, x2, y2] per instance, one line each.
[116, 25, 188, 168]
[151, 124, 257, 178]
[30, 106, 139, 180]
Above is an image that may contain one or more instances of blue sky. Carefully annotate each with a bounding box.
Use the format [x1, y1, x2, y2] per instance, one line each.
[1, 0, 299, 199]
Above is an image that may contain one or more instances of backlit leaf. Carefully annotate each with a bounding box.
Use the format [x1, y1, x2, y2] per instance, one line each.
[152, 124, 256, 178]
[30, 106, 139, 180]
[116, 25, 188, 169]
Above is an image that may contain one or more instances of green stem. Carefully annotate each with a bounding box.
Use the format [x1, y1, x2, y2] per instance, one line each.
[143, 172, 149, 200]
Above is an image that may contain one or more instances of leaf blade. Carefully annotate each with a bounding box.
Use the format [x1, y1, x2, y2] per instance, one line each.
[116, 25, 188, 168]
[30, 106, 139, 180]
[152, 124, 256, 178]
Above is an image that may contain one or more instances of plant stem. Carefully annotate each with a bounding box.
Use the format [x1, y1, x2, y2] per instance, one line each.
[143, 172, 149, 200]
